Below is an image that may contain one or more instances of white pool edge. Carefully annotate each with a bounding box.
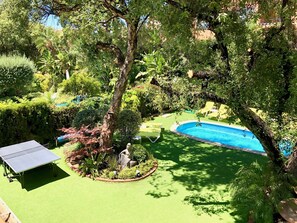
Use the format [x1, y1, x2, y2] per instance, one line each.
[170, 120, 267, 156]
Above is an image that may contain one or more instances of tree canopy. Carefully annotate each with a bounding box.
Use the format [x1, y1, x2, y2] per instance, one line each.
[0, 0, 37, 57]
[144, 0, 297, 171]
[1, 0, 296, 172]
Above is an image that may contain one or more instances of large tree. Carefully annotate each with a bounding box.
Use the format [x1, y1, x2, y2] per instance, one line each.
[159, 0, 297, 173]
[32, 25, 77, 87]
[32, 0, 155, 151]
[0, 0, 37, 57]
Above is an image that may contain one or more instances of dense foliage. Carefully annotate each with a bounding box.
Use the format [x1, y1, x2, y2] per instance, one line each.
[0, 55, 35, 97]
[230, 161, 294, 222]
[0, 99, 79, 146]
[32, 73, 52, 92]
[59, 72, 101, 96]
[116, 109, 142, 147]
[0, 0, 36, 57]
[147, 0, 297, 173]
[72, 107, 106, 129]
[63, 126, 155, 180]
[128, 144, 149, 164]
[1, 0, 297, 219]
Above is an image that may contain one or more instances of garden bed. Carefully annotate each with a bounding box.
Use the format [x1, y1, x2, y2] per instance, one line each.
[64, 147, 158, 182]
[65, 156, 158, 182]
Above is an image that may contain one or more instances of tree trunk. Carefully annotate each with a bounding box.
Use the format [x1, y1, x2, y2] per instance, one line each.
[231, 104, 285, 169]
[285, 145, 297, 176]
[100, 21, 139, 151]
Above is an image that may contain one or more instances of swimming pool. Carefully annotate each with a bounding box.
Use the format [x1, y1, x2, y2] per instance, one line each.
[175, 121, 265, 154]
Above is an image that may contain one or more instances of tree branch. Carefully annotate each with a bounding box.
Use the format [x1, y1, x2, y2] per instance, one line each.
[137, 14, 150, 35]
[197, 92, 227, 104]
[119, 0, 128, 8]
[98, 15, 117, 26]
[280, 0, 289, 26]
[166, 0, 203, 16]
[167, 1, 230, 78]
[52, 0, 81, 14]
[232, 104, 284, 168]
[103, 0, 126, 19]
[208, 20, 231, 75]
[187, 70, 214, 79]
[32, 1, 81, 19]
[166, 0, 185, 11]
[95, 41, 125, 66]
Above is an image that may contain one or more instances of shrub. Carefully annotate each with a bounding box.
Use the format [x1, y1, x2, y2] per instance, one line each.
[72, 100, 109, 128]
[129, 144, 148, 163]
[78, 152, 109, 178]
[81, 97, 105, 109]
[51, 105, 80, 130]
[107, 155, 118, 171]
[0, 55, 35, 96]
[0, 99, 51, 146]
[138, 159, 155, 173]
[0, 100, 80, 146]
[79, 156, 99, 178]
[59, 72, 101, 96]
[116, 109, 141, 147]
[72, 108, 103, 128]
[122, 89, 140, 111]
[61, 125, 101, 151]
[31, 73, 52, 92]
[117, 167, 137, 179]
[133, 84, 167, 117]
[117, 160, 155, 179]
[230, 161, 293, 222]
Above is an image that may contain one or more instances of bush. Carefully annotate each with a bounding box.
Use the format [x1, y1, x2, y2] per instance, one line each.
[72, 108, 103, 128]
[59, 72, 101, 96]
[31, 73, 52, 92]
[0, 99, 51, 146]
[129, 144, 148, 163]
[117, 160, 155, 179]
[0, 55, 35, 97]
[79, 156, 99, 178]
[122, 89, 140, 111]
[0, 99, 80, 146]
[230, 161, 293, 222]
[72, 99, 109, 128]
[107, 155, 118, 171]
[133, 84, 168, 117]
[51, 105, 80, 130]
[117, 167, 137, 179]
[116, 109, 141, 147]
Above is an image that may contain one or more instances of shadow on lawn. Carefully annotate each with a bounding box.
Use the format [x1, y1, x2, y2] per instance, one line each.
[15, 164, 69, 191]
[144, 130, 267, 216]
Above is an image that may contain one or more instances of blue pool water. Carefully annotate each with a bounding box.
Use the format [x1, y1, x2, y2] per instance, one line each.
[176, 122, 265, 153]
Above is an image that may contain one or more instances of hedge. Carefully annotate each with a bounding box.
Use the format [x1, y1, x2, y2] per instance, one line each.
[0, 100, 80, 147]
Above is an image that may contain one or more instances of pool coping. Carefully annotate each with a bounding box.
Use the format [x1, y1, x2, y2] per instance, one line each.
[170, 120, 267, 156]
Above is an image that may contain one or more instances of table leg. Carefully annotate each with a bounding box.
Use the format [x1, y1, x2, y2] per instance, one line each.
[3, 161, 8, 177]
[20, 172, 24, 189]
[52, 163, 57, 177]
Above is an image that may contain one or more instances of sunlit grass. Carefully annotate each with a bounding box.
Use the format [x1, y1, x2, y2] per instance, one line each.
[0, 112, 267, 223]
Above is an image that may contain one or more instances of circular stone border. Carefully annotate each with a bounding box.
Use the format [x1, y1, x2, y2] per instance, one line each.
[95, 161, 158, 183]
[64, 151, 158, 183]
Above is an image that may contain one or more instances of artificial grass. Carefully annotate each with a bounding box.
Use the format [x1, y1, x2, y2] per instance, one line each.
[0, 112, 267, 223]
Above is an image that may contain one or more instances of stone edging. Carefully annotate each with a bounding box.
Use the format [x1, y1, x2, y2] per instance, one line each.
[64, 152, 158, 183]
[95, 161, 158, 183]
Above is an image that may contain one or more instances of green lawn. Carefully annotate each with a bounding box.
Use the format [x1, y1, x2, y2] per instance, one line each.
[0, 112, 267, 223]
